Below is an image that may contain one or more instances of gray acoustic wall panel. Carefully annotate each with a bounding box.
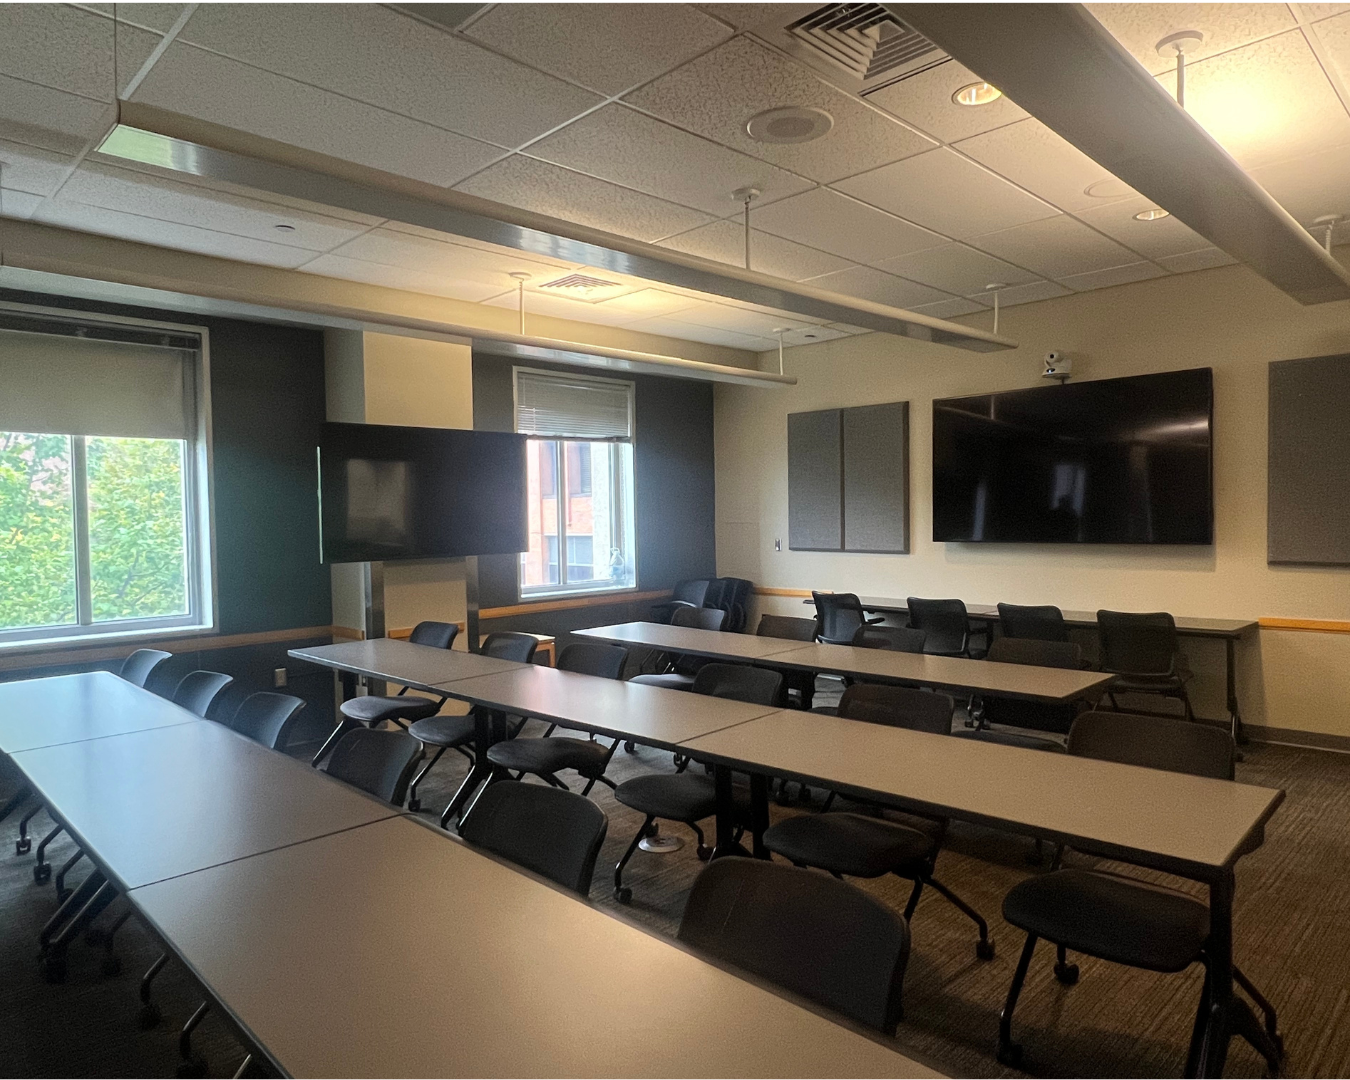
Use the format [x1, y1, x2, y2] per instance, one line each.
[788, 408, 843, 550]
[843, 402, 910, 553]
[1269, 353, 1350, 564]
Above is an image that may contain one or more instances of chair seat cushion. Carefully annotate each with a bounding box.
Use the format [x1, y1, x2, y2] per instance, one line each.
[614, 772, 751, 823]
[340, 694, 440, 725]
[629, 673, 697, 691]
[408, 713, 477, 747]
[1003, 868, 1209, 972]
[763, 812, 934, 878]
[486, 736, 610, 778]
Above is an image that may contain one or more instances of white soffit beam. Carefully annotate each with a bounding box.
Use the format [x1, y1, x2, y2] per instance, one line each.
[889, 3, 1350, 305]
[93, 102, 1015, 352]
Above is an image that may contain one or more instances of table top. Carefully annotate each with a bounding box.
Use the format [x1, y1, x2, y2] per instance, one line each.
[131, 815, 940, 1079]
[288, 639, 529, 692]
[575, 622, 810, 660]
[681, 711, 1284, 880]
[13, 720, 399, 889]
[442, 665, 782, 750]
[0, 671, 198, 754]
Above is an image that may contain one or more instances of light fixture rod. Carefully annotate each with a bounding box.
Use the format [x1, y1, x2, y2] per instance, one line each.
[518, 278, 524, 333]
[993, 288, 1000, 335]
[1176, 48, 1186, 109]
[733, 187, 761, 272]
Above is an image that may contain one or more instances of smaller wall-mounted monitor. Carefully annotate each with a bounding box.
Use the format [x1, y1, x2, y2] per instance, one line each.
[319, 422, 528, 563]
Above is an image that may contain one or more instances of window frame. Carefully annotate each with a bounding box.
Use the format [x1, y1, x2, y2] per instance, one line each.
[513, 367, 637, 602]
[0, 301, 217, 650]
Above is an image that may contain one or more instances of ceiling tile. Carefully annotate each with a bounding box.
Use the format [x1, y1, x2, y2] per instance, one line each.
[624, 36, 936, 183]
[1304, 4, 1350, 20]
[1086, 3, 1297, 75]
[464, 4, 732, 96]
[0, 73, 117, 155]
[776, 324, 854, 345]
[967, 215, 1141, 279]
[802, 265, 956, 309]
[300, 252, 507, 302]
[1060, 260, 1169, 292]
[176, 3, 601, 148]
[0, 139, 72, 196]
[455, 155, 714, 243]
[1247, 142, 1350, 224]
[483, 287, 650, 327]
[910, 296, 989, 320]
[133, 43, 508, 188]
[864, 58, 1029, 143]
[750, 186, 945, 265]
[80, 4, 189, 33]
[1177, 28, 1350, 170]
[834, 148, 1059, 239]
[34, 199, 315, 267]
[693, 4, 813, 31]
[874, 242, 1039, 295]
[60, 161, 369, 251]
[955, 118, 1140, 213]
[967, 279, 1070, 308]
[620, 314, 777, 350]
[1156, 247, 1239, 273]
[657, 218, 851, 281]
[526, 104, 813, 217]
[0, 4, 159, 100]
[666, 302, 816, 336]
[0, 189, 43, 220]
[325, 226, 571, 286]
[1074, 195, 1211, 260]
[596, 288, 705, 320]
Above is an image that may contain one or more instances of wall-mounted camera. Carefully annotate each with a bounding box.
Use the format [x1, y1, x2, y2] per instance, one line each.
[1043, 352, 1073, 382]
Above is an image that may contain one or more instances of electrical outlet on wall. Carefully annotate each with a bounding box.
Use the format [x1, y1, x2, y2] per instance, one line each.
[273, 667, 288, 688]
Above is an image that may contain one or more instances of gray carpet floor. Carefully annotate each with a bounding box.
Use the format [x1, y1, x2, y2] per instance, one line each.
[2, 717, 1348, 1078]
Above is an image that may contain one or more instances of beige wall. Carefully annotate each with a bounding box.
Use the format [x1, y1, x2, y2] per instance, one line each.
[715, 258, 1350, 739]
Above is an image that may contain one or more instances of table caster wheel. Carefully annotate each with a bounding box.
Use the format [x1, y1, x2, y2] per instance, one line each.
[138, 1003, 162, 1030]
[41, 955, 66, 984]
[996, 1041, 1023, 1069]
[176, 1057, 208, 1079]
[624, 741, 636, 753]
[101, 955, 122, 977]
[406, 798, 420, 812]
[33, 864, 51, 884]
[696, 844, 713, 861]
[613, 887, 632, 904]
[976, 939, 995, 961]
[1054, 960, 1079, 985]
[16, 837, 31, 855]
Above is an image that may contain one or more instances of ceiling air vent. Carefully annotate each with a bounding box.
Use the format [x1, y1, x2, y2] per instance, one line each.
[767, 4, 948, 94]
[539, 273, 621, 292]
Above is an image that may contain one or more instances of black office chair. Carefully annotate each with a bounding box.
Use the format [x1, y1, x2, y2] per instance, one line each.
[757, 614, 819, 710]
[678, 858, 911, 1034]
[853, 624, 927, 653]
[629, 604, 726, 691]
[118, 648, 172, 689]
[405, 632, 540, 812]
[906, 597, 988, 658]
[480, 642, 629, 797]
[612, 664, 783, 903]
[324, 727, 422, 805]
[812, 591, 882, 645]
[459, 780, 608, 896]
[313, 621, 459, 766]
[970, 637, 1086, 739]
[1097, 610, 1194, 719]
[171, 671, 235, 718]
[996, 710, 1281, 1073]
[225, 692, 306, 750]
[997, 603, 1070, 642]
[649, 579, 710, 623]
[763, 684, 995, 960]
[705, 576, 753, 633]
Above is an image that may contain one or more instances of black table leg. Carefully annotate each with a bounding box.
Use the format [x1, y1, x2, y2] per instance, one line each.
[1226, 637, 1247, 745]
[710, 765, 750, 859]
[749, 774, 771, 859]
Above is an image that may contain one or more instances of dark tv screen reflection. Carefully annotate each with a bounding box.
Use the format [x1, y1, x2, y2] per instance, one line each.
[319, 422, 528, 563]
[932, 368, 1214, 545]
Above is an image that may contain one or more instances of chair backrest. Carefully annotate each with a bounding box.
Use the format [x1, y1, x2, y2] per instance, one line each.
[672, 579, 711, 607]
[325, 728, 422, 804]
[227, 692, 307, 750]
[1068, 710, 1234, 780]
[691, 663, 783, 706]
[678, 859, 910, 1034]
[905, 598, 969, 655]
[672, 604, 727, 632]
[171, 670, 234, 718]
[852, 624, 927, 653]
[459, 781, 608, 896]
[556, 641, 628, 680]
[812, 591, 869, 646]
[837, 684, 954, 735]
[997, 603, 1070, 642]
[756, 614, 818, 642]
[118, 648, 172, 689]
[408, 621, 459, 650]
[479, 632, 539, 663]
[986, 636, 1084, 670]
[707, 577, 753, 632]
[1096, 610, 1180, 676]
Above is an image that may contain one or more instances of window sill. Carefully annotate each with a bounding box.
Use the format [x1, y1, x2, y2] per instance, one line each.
[0, 623, 216, 655]
[518, 586, 639, 603]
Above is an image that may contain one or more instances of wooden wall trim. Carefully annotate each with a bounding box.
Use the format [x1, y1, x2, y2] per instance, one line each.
[479, 589, 668, 620]
[754, 587, 813, 598]
[0, 624, 336, 673]
[1258, 617, 1350, 634]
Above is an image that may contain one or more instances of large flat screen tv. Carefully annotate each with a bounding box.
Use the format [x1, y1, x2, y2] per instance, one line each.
[318, 422, 528, 563]
[932, 368, 1213, 545]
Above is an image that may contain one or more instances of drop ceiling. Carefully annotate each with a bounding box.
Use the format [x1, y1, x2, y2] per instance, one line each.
[0, 2, 1347, 354]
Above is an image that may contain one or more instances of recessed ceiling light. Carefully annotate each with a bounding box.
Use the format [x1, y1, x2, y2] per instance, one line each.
[745, 106, 834, 144]
[1084, 178, 1133, 199]
[273, 223, 295, 232]
[1134, 208, 1171, 221]
[952, 81, 1002, 107]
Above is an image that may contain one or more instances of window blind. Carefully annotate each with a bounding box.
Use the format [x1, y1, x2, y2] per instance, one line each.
[0, 329, 191, 440]
[515, 369, 633, 441]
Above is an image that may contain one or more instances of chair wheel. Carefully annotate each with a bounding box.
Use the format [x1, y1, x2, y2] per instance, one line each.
[176, 1057, 208, 1079]
[797, 785, 812, 804]
[16, 837, 31, 855]
[33, 864, 50, 884]
[41, 955, 66, 983]
[101, 955, 122, 977]
[613, 887, 632, 904]
[1054, 961, 1079, 985]
[138, 1002, 162, 1030]
[696, 844, 713, 861]
[641, 820, 659, 839]
[624, 741, 636, 753]
[976, 939, 995, 961]
[406, 798, 420, 812]
[996, 1041, 1023, 1069]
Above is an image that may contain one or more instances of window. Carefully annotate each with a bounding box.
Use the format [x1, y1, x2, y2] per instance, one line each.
[0, 305, 213, 645]
[515, 368, 636, 597]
